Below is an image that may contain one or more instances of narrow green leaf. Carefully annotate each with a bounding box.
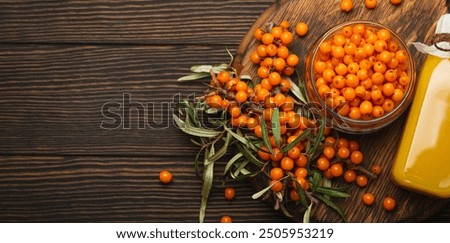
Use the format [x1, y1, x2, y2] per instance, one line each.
[303, 203, 313, 223]
[173, 114, 222, 138]
[315, 194, 348, 223]
[280, 203, 294, 218]
[259, 116, 273, 154]
[281, 129, 312, 153]
[223, 126, 247, 144]
[295, 180, 309, 208]
[177, 72, 210, 82]
[311, 171, 322, 193]
[232, 170, 260, 180]
[211, 64, 230, 74]
[271, 108, 281, 148]
[315, 187, 351, 198]
[199, 147, 215, 223]
[307, 116, 326, 155]
[208, 132, 231, 163]
[190, 65, 213, 73]
[223, 152, 243, 176]
[323, 178, 332, 200]
[252, 182, 274, 200]
[193, 147, 205, 178]
[287, 77, 307, 104]
[232, 160, 250, 178]
[240, 74, 253, 81]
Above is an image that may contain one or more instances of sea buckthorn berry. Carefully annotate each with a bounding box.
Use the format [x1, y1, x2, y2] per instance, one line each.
[295, 154, 308, 167]
[224, 187, 235, 201]
[250, 51, 261, 64]
[270, 167, 284, 180]
[280, 79, 292, 92]
[383, 196, 396, 211]
[348, 140, 359, 152]
[293, 177, 310, 191]
[273, 58, 286, 72]
[356, 174, 368, 187]
[159, 170, 173, 184]
[277, 46, 290, 59]
[271, 26, 284, 38]
[254, 28, 265, 41]
[294, 167, 308, 178]
[270, 148, 284, 162]
[372, 105, 385, 118]
[235, 90, 248, 103]
[289, 189, 300, 201]
[286, 54, 299, 66]
[280, 157, 295, 171]
[317, 157, 330, 171]
[370, 163, 382, 176]
[382, 99, 395, 112]
[266, 44, 278, 57]
[257, 45, 268, 58]
[343, 170, 357, 183]
[392, 89, 404, 102]
[319, 41, 332, 54]
[280, 20, 290, 29]
[270, 180, 283, 192]
[337, 147, 350, 159]
[221, 215, 232, 223]
[295, 22, 309, 37]
[350, 150, 364, 165]
[269, 72, 282, 86]
[258, 146, 271, 161]
[362, 192, 375, 206]
[340, 0, 354, 12]
[288, 146, 301, 159]
[262, 33, 274, 45]
[365, 0, 377, 9]
[207, 94, 223, 109]
[217, 71, 230, 83]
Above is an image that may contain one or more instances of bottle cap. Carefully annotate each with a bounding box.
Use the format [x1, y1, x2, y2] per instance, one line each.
[411, 14, 450, 58]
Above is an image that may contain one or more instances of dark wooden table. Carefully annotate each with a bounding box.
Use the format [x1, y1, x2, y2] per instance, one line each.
[0, 0, 448, 223]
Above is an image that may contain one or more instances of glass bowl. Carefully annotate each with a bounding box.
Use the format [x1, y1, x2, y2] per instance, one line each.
[305, 20, 416, 134]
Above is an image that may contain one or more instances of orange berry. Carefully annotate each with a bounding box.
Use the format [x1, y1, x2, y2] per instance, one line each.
[159, 170, 173, 184]
[262, 33, 274, 45]
[330, 163, 344, 177]
[235, 90, 248, 103]
[317, 157, 330, 171]
[279, 20, 290, 29]
[362, 192, 375, 206]
[224, 187, 235, 201]
[364, 0, 377, 9]
[294, 167, 308, 178]
[270, 167, 284, 180]
[220, 215, 232, 223]
[270, 148, 284, 162]
[343, 170, 357, 183]
[350, 150, 364, 165]
[370, 164, 382, 176]
[217, 71, 230, 83]
[390, 0, 402, 5]
[337, 147, 350, 159]
[340, 0, 354, 12]
[286, 54, 299, 66]
[254, 28, 265, 41]
[356, 174, 368, 187]
[295, 154, 308, 167]
[289, 189, 300, 201]
[323, 146, 336, 159]
[270, 180, 283, 192]
[280, 31, 294, 45]
[280, 157, 294, 171]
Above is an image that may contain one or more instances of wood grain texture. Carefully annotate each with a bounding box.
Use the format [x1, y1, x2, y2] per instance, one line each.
[234, 0, 449, 222]
[0, 155, 288, 222]
[0, 0, 273, 45]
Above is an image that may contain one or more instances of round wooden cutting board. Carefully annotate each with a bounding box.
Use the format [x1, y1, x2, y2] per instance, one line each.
[233, 0, 449, 222]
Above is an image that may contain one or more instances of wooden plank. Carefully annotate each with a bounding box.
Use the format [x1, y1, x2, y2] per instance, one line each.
[233, 0, 449, 222]
[0, 44, 236, 156]
[0, 155, 289, 222]
[0, 0, 273, 44]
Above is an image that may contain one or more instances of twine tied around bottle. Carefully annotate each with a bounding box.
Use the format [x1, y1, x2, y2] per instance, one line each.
[431, 33, 450, 52]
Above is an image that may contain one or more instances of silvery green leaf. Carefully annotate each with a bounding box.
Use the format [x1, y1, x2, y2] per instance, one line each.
[281, 128, 311, 153]
[315, 194, 348, 223]
[223, 152, 243, 176]
[173, 114, 221, 138]
[240, 75, 253, 81]
[259, 116, 274, 154]
[211, 64, 230, 74]
[303, 203, 313, 223]
[287, 77, 307, 104]
[199, 147, 215, 223]
[252, 182, 274, 200]
[223, 126, 247, 144]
